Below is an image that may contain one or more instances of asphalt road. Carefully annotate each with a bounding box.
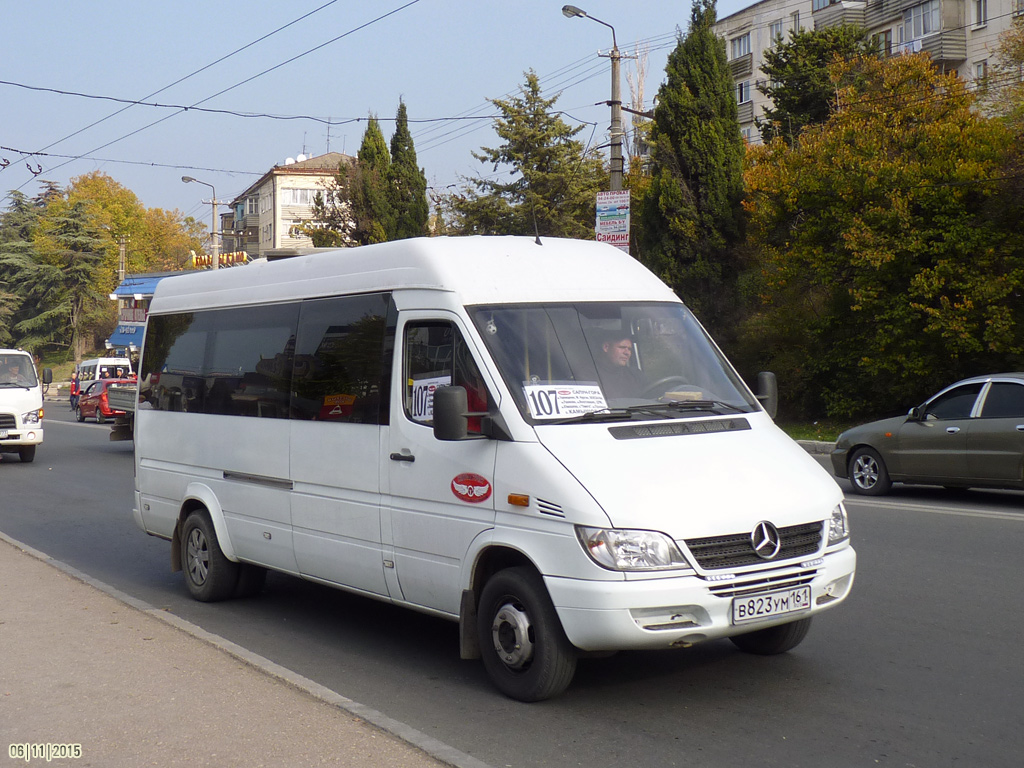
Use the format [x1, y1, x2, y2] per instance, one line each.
[3, 408, 1023, 768]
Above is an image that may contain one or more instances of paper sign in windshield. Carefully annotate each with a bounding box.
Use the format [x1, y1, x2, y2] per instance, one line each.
[410, 374, 451, 422]
[523, 382, 607, 420]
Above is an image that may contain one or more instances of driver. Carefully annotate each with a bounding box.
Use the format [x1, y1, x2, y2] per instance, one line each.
[596, 331, 646, 399]
[3, 360, 33, 387]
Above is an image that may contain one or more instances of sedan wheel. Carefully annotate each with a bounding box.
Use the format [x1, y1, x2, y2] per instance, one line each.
[849, 447, 892, 496]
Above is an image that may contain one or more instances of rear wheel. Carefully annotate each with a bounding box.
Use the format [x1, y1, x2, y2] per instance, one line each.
[18, 446, 36, 463]
[96, 409, 106, 424]
[180, 510, 238, 602]
[730, 617, 812, 655]
[477, 567, 577, 702]
[849, 447, 892, 496]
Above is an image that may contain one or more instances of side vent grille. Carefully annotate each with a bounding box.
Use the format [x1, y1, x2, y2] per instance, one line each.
[536, 499, 566, 518]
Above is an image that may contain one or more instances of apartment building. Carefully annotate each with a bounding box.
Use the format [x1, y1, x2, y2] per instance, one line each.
[715, 0, 1023, 143]
[223, 151, 354, 259]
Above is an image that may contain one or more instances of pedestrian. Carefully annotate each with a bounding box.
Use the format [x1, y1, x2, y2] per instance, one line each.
[70, 370, 80, 411]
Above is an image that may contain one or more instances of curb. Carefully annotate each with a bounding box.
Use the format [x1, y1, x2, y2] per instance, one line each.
[0, 529, 494, 768]
[797, 440, 836, 455]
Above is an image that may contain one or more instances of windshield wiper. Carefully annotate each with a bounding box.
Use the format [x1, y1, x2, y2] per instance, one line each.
[543, 408, 638, 425]
[626, 400, 748, 416]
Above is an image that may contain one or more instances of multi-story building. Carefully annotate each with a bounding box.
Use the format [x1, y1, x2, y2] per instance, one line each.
[224, 151, 353, 259]
[715, 0, 1023, 143]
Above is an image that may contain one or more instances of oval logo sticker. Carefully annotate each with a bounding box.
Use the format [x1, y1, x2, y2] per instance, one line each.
[451, 473, 492, 503]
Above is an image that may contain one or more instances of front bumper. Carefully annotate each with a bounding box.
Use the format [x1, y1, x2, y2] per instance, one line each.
[546, 545, 856, 651]
[0, 423, 44, 449]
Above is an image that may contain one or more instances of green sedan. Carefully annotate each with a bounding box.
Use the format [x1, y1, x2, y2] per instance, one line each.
[832, 374, 1024, 496]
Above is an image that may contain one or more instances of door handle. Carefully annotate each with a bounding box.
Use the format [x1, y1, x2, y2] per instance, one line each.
[945, 427, 960, 434]
[389, 452, 415, 463]
[1016, 425, 1024, 432]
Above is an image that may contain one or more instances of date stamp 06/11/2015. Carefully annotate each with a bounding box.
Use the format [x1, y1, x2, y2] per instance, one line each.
[8, 744, 82, 763]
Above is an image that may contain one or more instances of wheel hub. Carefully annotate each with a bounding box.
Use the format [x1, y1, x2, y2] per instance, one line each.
[186, 528, 210, 586]
[491, 602, 534, 670]
[853, 456, 878, 488]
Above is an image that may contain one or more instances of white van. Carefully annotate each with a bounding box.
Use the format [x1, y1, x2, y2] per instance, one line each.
[78, 356, 133, 384]
[0, 349, 51, 463]
[131, 236, 856, 701]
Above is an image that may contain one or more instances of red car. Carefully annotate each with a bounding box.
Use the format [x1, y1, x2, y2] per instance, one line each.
[76, 378, 133, 423]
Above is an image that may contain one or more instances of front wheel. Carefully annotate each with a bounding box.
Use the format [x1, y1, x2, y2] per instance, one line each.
[477, 567, 577, 702]
[180, 510, 239, 602]
[849, 447, 892, 496]
[19, 446, 36, 463]
[75, 406, 85, 423]
[730, 617, 812, 655]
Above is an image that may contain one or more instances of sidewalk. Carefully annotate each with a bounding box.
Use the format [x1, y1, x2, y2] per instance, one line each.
[0, 535, 477, 768]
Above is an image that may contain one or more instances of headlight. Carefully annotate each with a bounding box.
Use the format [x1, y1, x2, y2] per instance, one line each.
[828, 503, 850, 544]
[22, 409, 42, 425]
[577, 527, 692, 571]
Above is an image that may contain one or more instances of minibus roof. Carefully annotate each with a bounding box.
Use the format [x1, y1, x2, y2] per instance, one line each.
[148, 236, 680, 312]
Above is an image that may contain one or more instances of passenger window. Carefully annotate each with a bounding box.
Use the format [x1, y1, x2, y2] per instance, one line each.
[290, 293, 394, 424]
[925, 383, 984, 420]
[980, 382, 1024, 418]
[403, 322, 489, 433]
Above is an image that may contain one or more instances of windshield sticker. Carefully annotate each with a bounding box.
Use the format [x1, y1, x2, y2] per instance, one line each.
[410, 374, 451, 422]
[523, 382, 608, 420]
[451, 473, 492, 503]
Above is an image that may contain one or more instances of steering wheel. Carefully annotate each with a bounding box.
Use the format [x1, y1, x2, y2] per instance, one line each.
[642, 376, 694, 399]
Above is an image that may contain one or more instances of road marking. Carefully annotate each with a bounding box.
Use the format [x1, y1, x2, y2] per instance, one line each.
[845, 496, 1024, 522]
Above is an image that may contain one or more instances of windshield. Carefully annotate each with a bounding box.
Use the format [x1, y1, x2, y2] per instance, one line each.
[0, 354, 38, 388]
[468, 302, 758, 424]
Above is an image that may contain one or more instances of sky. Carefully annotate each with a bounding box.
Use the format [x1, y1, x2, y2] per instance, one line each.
[1, 0, 751, 225]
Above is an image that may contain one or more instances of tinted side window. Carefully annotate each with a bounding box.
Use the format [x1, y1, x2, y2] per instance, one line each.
[926, 383, 984, 420]
[290, 293, 393, 424]
[980, 382, 1024, 418]
[140, 304, 299, 418]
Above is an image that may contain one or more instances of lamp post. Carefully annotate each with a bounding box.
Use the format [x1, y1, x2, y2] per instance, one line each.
[181, 175, 220, 269]
[562, 4, 623, 191]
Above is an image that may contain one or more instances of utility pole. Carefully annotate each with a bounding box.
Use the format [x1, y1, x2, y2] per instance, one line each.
[181, 176, 221, 269]
[563, 5, 624, 191]
[117, 235, 127, 283]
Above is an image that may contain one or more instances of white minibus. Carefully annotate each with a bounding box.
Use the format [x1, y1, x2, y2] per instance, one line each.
[131, 236, 856, 701]
[0, 349, 51, 463]
[78, 356, 133, 383]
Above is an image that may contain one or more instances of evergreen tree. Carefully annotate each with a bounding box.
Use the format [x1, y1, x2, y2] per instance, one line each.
[389, 99, 429, 239]
[757, 24, 876, 144]
[335, 116, 397, 245]
[636, 0, 746, 333]
[443, 71, 607, 238]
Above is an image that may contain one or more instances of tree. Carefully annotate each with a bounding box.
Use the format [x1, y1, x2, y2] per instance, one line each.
[635, 0, 746, 333]
[744, 53, 1024, 418]
[389, 99, 429, 239]
[17, 201, 105, 359]
[756, 24, 876, 144]
[442, 70, 607, 238]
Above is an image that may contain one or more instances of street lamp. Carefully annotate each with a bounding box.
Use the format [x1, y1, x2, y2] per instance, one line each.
[181, 175, 220, 270]
[562, 4, 623, 191]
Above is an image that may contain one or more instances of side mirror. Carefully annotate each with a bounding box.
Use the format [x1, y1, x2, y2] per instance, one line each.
[433, 386, 469, 441]
[908, 406, 923, 421]
[42, 368, 53, 385]
[756, 371, 778, 419]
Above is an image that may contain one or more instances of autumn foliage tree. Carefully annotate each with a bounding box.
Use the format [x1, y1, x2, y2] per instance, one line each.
[744, 52, 1024, 418]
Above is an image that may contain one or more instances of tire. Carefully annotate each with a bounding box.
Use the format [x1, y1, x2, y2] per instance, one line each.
[849, 447, 892, 496]
[75, 406, 85, 423]
[180, 510, 239, 602]
[19, 446, 36, 463]
[477, 567, 577, 702]
[730, 617, 812, 655]
[96, 409, 106, 424]
[234, 563, 267, 598]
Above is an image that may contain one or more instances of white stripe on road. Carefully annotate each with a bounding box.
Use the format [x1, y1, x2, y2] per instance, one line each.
[844, 496, 1024, 522]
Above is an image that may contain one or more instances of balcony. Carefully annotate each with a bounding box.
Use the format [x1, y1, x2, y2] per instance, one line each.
[918, 28, 967, 66]
[729, 53, 753, 79]
[813, 0, 866, 30]
[737, 100, 754, 124]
